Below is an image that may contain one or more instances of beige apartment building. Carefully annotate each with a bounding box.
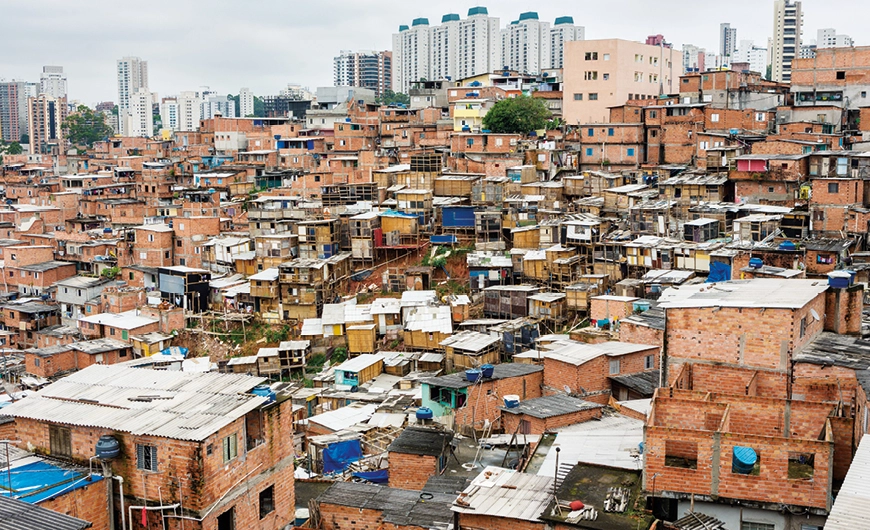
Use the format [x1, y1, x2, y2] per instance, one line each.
[563, 39, 679, 124]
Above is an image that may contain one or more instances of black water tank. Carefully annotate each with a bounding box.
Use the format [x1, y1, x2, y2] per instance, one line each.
[95, 435, 120, 460]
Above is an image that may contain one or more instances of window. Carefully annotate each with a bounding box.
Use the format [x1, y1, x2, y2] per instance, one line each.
[608, 128, 614, 136]
[609, 359, 620, 375]
[584, 71, 598, 81]
[49, 425, 71, 458]
[649, 110, 657, 119]
[589, 93, 598, 101]
[137, 444, 158, 472]
[584, 52, 598, 60]
[645, 355, 655, 370]
[217, 508, 235, 530]
[587, 128, 594, 137]
[836, 71, 846, 80]
[259, 485, 275, 518]
[635, 54, 643, 62]
[586, 148, 594, 156]
[741, 523, 775, 530]
[665, 440, 698, 469]
[603, 73, 610, 80]
[828, 182, 839, 193]
[574, 93, 583, 101]
[223, 433, 238, 463]
[755, 112, 766, 122]
[627, 148, 636, 156]
[603, 53, 610, 60]
[711, 113, 720, 123]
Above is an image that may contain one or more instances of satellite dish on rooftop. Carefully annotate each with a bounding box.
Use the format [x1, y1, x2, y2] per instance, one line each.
[563, 385, 572, 394]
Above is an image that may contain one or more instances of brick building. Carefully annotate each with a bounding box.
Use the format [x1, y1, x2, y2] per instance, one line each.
[2, 364, 296, 530]
[25, 338, 132, 378]
[500, 394, 603, 435]
[312, 481, 454, 530]
[386, 426, 453, 490]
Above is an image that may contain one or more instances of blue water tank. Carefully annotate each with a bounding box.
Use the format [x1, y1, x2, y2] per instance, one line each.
[633, 301, 651, 313]
[416, 407, 434, 420]
[732, 446, 757, 474]
[252, 384, 276, 404]
[95, 435, 121, 460]
[503, 394, 520, 408]
[749, 257, 764, 269]
[828, 271, 851, 289]
[481, 364, 495, 378]
[465, 369, 482, 383]
[778, 240, 796, 251]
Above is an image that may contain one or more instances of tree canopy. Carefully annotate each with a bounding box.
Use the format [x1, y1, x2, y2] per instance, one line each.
[64, 105, 114, 148]
[482, 96, 552, 134]
[376, 90, 410, 106]
[5, 142, 23, 155]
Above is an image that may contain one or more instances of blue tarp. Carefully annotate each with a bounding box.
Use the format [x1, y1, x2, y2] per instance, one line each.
[431, 235, 458, 244]
[322, 440, 362, 474]
[351, 470, 389, 484]
[0, 461, 101, 503]
[159, 346, 188, 357]
[707, 262, 731, 283]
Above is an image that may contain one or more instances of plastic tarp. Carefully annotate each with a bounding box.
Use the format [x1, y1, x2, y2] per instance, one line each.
[707, 262, 731, 283]
[351, 470, 389, 484]
[159, 346, 188, 357]
[322, 439, 362, 473]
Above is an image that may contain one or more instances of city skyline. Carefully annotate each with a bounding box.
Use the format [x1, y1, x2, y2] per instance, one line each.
[2, 0, 869, 105]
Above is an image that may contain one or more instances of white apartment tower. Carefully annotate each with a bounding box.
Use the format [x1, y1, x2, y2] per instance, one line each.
[550, 17, 584, 69]
[177, 91, 202, 132]
[734, 40, 769, 75]
[771, 0, 802, 83]
[239, 87, 255, 117]
[40, 66, 67, 99]
[456, 7, 500, 80]
[392, 19, 431, 94]
[430, 14, 461, 81]
[720, 23, 737, 57]
[501, 12, 551, 74]
[817, 28, 854, 49]
[116, 56, 151, 136]
[159, 98, 179, 131]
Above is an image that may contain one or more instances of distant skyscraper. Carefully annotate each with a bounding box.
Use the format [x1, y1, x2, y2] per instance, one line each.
[817, 28, 853, 49]
[500, 12, 551, 74]
[734, 40, 769, 74]
[177, 91, 202, 132]
[116, 56, 151, 136]
[160, 98, 179, 131]
[771, 0, 802, 82]
[40, 66, 67, 99]
[392, 19, 431, 94]
[682, 44, 706, 73]
[201, 94, 236, 119]
[720, 23, 738, 57]
[28, 94, 68, 154]
[333, 50, 393, 96]
[550, 17, 584, 69]
[239, 87, 255, 117]
[0, 81, 28, 142]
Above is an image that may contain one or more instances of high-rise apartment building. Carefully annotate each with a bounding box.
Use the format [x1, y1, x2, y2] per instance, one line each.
[817, 28, 854, 49]
[160, 98, 179, 131]
[456, 7, 501, 81]
[239, 87, 255, 117]
[0, 81, 28, 142]
[333, 50, 392, 96]
[430, 14, 460, 81]
[27, 94, 68, 154]
[682, 44, 706, 73]
[39, 66, 67, 99]
[770, 0, 802, 82]
[720, 23, 738, 57]
[734, 40, 769, 74]
[501, 12, 551, 74]
[116, 56, 151, 136]
[392, 19, 431, 94]
[177, 91, 202, 132]
[563, 39, 678, 123]
[551, 17, 585, 69]
[201, 94, 236, 119]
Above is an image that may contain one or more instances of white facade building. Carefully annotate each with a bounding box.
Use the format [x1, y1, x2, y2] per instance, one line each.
[500, 12, 551, 74]
[720, 23, 737, 57]
[734, 40, 769, 75]
[201, 94, 236, 119]
[550, 17, 584, 69]
[177, 91, 202, 132]
[117, 56, 150, 136]
[817, 28, 853, 49]
[159, 98, 179, 131]
[770, 0, 802, 82]
[430, 14, 460, 81]
[239, 87, 255, 117]
[121, 88, 153, 138]
[40, 66, 67, 99]
[392, 19, 432, 94]
[682, 44, 705, 73]
[456, 7, 500, 80]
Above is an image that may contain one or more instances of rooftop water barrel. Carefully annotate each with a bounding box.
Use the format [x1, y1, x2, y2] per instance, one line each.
[465, 369, 482, 383]
[732, 446, 757, 474]
[295, 508, 310, 526]
[481, 364, 495, 378]
[633, 300, 651, 313]
[846, 270, 857, 285]
[503, 395, 520, 408]
[252, 384, 276, 404]
[828, 271, 851, 289]
[416, 407, 434, 421]
[778, 240, 796, 251]
[749, 257, 764, 269]
[95, 435, 121, 460]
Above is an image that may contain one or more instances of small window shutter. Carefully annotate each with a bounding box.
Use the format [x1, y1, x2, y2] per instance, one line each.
[223, 437, 229, 461]
[149, 447, 158, 471]
[230, 434, 237, 459]
[137, 444, 145, 469]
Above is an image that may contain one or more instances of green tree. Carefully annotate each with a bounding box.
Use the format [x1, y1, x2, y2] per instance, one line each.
[482, 96, 552, 134]
[765, 65, 772, 80]
[228, 94, 265, 117]
[376, 90, 411, 106]
[64, 105, 114, 148]
[6, 142, 22, 155]
[19, 133, 29, 145]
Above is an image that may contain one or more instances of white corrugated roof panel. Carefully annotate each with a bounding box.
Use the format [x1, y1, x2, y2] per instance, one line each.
[826, 436, 870, 530]
[536, 415, 645, 474]
[452, 466, 553, 521]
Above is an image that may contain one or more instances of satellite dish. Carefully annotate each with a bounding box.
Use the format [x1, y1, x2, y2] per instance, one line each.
[811, 309, 820, 321]
[563, 385, 572, 394]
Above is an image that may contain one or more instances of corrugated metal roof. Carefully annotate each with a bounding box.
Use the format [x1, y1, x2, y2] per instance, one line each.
[826, 435, 870, 530]
[537, 415, 645, 474]
[405, 306, 453, 334]
[500, 394, 601, 419]
[439, 330, 500, 352]
[0, 494, 92, 530]
[452, 466, 553, 522]
[657, 279, 829, 309]
[308, 403, 377, 432]
[334, 354, 384, 373]
[1, 365, 266, 441]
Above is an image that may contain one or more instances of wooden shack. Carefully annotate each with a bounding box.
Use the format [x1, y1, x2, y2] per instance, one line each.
[256, 347, 281, 378]
[528, 292, 568, 328]
[565, 275, 609, 313]
[441, 331, 502, 371]
[278, 340, 310, 377]
[512, 225, 541, 250]
[522, 250, 548, 282]
[347, 324, 377, 355]
[350, 211, 380, 261]
[333, 354, 384, 390]
[434, 174, 479, 198]
[483, 285, 541, 319]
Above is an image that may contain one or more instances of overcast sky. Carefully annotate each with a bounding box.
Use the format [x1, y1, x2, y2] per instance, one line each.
[1, 0, 866, 105]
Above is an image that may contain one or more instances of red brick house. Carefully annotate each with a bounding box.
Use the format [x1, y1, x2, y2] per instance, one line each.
[386, 426, 453, 490]
[501, 394, 603, 435]
[25, 338, 133, 378]
[3, 364, 296, 530]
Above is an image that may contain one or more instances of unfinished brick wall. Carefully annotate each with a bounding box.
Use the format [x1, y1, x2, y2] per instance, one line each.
[824, 285, 863, 335]
[688, 364, 788, 399]
[793, 362, 858, 403]
[544, 356, 608, 398]
[501, 406, 602, 435]
[453, 371, 543, 433]
[388, 452, 437, 490]
[619, 322, 664, 350]
[39, 478, 110, 530]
